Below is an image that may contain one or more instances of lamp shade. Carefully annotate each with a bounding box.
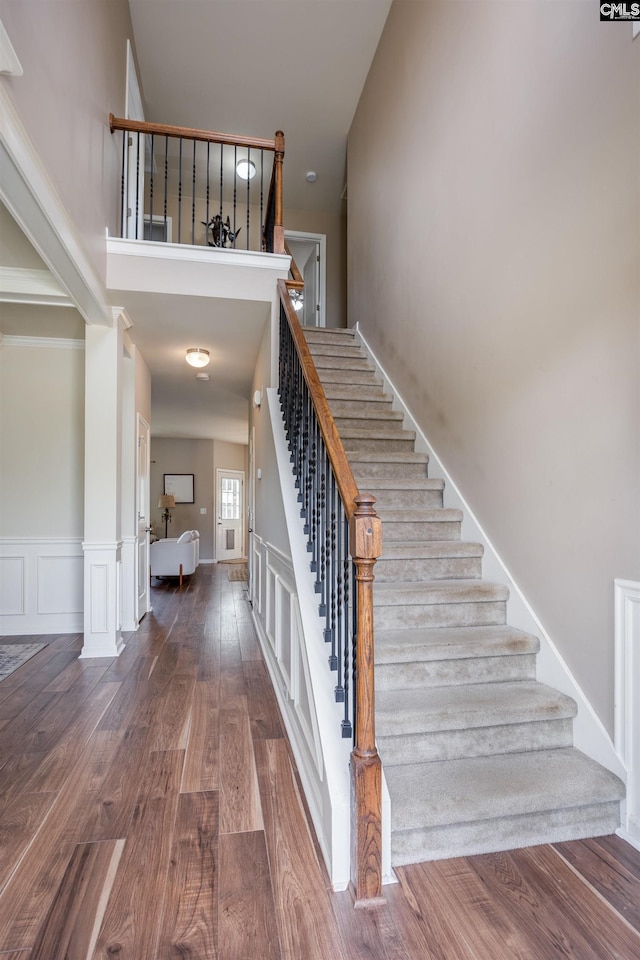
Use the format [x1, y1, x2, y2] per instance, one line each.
[158, 494, 176, 509]
[185, 348, 210, 368]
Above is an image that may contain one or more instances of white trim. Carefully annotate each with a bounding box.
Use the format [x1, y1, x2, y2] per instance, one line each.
[356, 325, 626, 782]
[1, 335, 84, 350]
[106, 236, 290, 272]
[0, 266, 74, 307]
[615, 579, 640, 847]
[0, 18, 23, 76]
[284, 229, 327, 328]
[0, 83, 111, 326]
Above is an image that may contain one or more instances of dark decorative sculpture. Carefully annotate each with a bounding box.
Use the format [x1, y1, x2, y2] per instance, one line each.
[201, 214, 241, 248]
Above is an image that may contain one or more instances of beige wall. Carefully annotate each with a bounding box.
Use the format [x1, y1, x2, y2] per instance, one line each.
[0, 340, 84, 537]
[348, 1, 640, 734]
[0, 0, 134, 282]
[151, 438, 214, 558]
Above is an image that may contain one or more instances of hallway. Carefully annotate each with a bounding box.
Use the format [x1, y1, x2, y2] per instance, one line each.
[0, 564, 639, 958]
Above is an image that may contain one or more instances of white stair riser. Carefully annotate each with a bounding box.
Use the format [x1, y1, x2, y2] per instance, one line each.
[375, 652, 536, 690]
[374, 600, 506, 630]
[379, 717, 573, 765]
[391, 802, 621, 866]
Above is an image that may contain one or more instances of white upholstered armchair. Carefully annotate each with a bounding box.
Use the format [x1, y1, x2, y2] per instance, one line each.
[150, 530, 198, 586]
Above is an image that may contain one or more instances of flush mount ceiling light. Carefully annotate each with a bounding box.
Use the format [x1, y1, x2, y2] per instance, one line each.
[185, 348, 210, 368]
[236, 159, 256, 181]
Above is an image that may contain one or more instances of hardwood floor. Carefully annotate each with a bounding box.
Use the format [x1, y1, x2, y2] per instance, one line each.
[1, 564, 639, 959]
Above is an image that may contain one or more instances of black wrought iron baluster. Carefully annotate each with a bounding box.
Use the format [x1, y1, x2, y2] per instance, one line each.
[328, 471, 338, 671]
[191, 138, 196, 246]
[120, 130, 126, 237]
[178, 136, 183, 244]
[319, 446, 329, 625]
[233, 144, 237, 244]
[260, 150, 264, 250]
[149, 133, 154, 239]
[205, 142, 210, 246]
[246, 148, 251, 250]
[163, 136, 169, 241]
[135, 132, 141, 239]
[308, 417, 319, 563]
[342, 509, 352, 737]
[335, 497, 344, 704]
[219, 143, 223, 225]
[351, 558, 358, 744]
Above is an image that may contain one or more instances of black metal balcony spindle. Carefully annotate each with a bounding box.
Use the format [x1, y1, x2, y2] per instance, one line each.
[178, 136, 183, 244]
[191, 139, 197, 246]
[120, 130, 126, 237]
[149, 133, 154, 238]
[135, 132, 141, 239]
[205, 142, 210, 245]
[233, 144, 237, 242]
[246, 148, 251, 250]
[260, 149, 264, 249]
[163, 135, 169, 240]
[219, 143, 224, 224]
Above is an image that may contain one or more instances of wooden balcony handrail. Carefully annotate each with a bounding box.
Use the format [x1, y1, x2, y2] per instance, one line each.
[278, 279, 384, 905]
[109, 114, 277, 151]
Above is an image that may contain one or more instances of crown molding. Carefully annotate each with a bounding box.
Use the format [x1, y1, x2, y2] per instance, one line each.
[0, 334, 84, 350]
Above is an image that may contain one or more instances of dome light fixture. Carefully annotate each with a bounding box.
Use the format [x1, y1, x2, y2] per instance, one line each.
[185, 348, 210, 368]
[236, 159, 256, 181]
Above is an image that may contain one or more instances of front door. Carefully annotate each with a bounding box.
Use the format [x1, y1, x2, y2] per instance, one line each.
[216, 469, 245, 561]
[136, 415, 151, 620]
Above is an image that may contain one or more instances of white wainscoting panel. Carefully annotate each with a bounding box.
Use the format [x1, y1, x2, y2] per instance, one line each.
[615, 579, 640, 850]
[0, 538, 83, 633]
[82, 541, 124, 657]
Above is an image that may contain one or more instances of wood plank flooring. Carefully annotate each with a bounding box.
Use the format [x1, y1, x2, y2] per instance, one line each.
[1, 564, 639, 959]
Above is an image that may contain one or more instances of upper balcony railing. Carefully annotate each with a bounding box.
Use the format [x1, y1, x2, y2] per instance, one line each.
[109, 115, 285, 255]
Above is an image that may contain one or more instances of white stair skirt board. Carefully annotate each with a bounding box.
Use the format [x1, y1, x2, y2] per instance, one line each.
[259, 388, 393, 890]
[301, 325, 624, 867]
[355, 323, 625, 784]
[615, 579, 640, 850]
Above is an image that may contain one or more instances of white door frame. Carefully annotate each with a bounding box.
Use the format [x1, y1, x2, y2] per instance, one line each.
[216, 468, 245, 561]
[136, 413, 151, 620]
[284, 230, 326, 328]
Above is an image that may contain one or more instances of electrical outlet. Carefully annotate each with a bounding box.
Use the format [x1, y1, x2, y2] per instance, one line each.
[200, 507, 207, 514]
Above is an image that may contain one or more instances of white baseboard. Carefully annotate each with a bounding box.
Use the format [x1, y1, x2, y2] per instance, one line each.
[356, 326, 625, 782]
[615, 580, 640, 844]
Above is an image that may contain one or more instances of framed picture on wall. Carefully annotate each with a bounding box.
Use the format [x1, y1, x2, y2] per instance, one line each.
[164, 473, 194, 504]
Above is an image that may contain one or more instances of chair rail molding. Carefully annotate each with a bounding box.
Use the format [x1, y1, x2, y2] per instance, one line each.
[615, 578, 640, 849]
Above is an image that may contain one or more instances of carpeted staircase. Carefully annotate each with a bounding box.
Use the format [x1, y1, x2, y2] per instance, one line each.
[302, 325, 624, 867]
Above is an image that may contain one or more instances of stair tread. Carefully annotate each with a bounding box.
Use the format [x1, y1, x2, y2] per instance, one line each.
[377, 680, 576, 735]
[301, 325, 356, 337]
[374, 579, 509, 605]
[349, 451, 429, 463]
[378, 508, 462, 522]
[379, 541, 483, 559]
[386, 748, 625, 832]
[340, 427, 416, 440]
[375, 624, 540, 662]
[334, 411, 405, 423]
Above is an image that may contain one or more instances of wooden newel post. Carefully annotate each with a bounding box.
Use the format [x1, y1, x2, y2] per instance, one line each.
[349, 493, 384, 906]
[273, 129, 285, 255]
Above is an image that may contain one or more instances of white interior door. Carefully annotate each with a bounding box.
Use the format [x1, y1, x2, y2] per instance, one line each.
[216, 469, 245, 561]
[136, 415, 151, 620]
[285, 230, 326, 327]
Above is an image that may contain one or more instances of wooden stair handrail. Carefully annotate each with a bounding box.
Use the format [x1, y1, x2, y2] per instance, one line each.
[284, 244, 304, 291]
[278, 279, 384, 905]
[109, 114, 277, 151]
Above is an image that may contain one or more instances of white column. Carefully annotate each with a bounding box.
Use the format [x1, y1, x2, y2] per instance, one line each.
[82, 318, 125, 657]
[120, 341, 138, 632]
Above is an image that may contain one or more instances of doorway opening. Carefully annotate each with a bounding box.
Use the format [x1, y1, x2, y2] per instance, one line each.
[216, 469, 245, 561]
[285, 230, 326, 327]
